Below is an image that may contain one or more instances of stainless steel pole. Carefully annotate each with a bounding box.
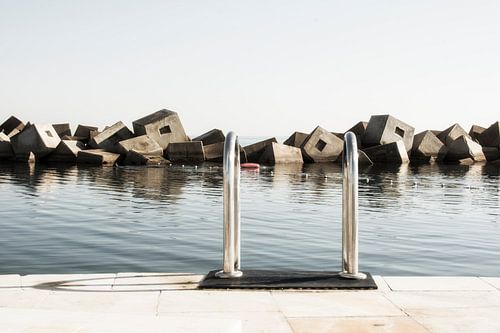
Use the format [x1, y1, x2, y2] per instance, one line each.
[216, 131, 243, 278]
[339, 131, 366, 280]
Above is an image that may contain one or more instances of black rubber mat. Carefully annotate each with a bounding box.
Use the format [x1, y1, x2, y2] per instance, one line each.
[199, 270, 377, 290]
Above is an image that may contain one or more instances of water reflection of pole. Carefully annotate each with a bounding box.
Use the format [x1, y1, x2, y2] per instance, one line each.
[339, 132, 366, 280]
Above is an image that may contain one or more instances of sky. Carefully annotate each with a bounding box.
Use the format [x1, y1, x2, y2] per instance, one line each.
[0, 0, 499, 137]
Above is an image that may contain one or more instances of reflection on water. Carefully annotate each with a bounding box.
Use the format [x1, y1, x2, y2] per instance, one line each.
[0, 161, 498, 276]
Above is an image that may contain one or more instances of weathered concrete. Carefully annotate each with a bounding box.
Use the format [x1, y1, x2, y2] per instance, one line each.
[74, 125, 99, 142]
[46, 140, 85, 163]
[469, 125, 486, 142]
[482, 147, 500, 162]
[10, 124, 61, 160]
[259, 142, 303, 165]
[478, 121, 500, 147]
[358, 150, 373, 165]
[116, 135, 163, 156]
[123, 150, 170, 166]
[301, 126, 343, 163]
[0, 116, 25, 137]
[0, 132, 14, 159]
[410, 130, 448, 163]
[77, 150, 120, 166]
[363, 141, 409, 164]
[52, 123, 71, 138]
[88, 121, 133, 152]
[166, 141, 205, 163]
[363, 115, 415, 151]
[204, 142, 224, 162]
[437, 123, 470, 146]
[283, 132, 308, 148]
[133, 109, 189, 150]
[193, 129, 225, 146]
[445, 135, 486, 162]
[346, 121, 368, 147]
[244, 138, 278, 163]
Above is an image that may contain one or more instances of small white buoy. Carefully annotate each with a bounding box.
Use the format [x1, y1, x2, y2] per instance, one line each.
[366, 178, 369, 183]
[195, 165, 198, 169]
[182, 165, 185, 168]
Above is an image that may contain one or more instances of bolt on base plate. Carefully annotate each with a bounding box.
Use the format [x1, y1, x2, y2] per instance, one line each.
[339, 271, 367, 280]
[215, 270, 243, 279]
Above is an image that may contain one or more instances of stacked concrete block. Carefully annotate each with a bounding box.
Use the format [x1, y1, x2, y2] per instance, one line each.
[10, 124, 61, 160]
[0, 116, 25, 137]
[244, 138, 278, 163]
[193, 129, 225, 146]
[346, 121, 368, 146]
[477, 121, 500, 147]
[410, 131, 448, 163]
[116, 135, 163, 156]
[133, 109, 189, 150]
[77, 150, 120, 166]
[358, 150, 373, 165]
[88, 121, 133, 152]
[259, 142, 303, 165]
[204, 142, 224, 162]
[482, 147, 500, 162]
[166, 141, 205, 163]
[46, 140, 85, 163]
[123, 150, 169, 166]
[74, 125, 99, 142]
[52, 123, 71, 138]
[0, 132, 14, 159]
[301, 126, 343, 163]
[437, 124, 470, 146]
[363, 141, 409, 164]
[469, 125, 486, 142]
[283, 132, 308, 148]
[363, 115, 415, 152]
[444, 135, 486, 163]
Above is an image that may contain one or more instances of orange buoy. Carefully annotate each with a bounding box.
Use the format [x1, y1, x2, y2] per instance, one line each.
[241, 163, 260, 169]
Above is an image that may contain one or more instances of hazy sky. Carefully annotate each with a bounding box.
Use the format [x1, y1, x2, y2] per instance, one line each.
[1, 1, 499, 136]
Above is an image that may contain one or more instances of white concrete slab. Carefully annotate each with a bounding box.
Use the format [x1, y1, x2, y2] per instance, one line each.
[113, 272, 203, 291]
[271, 291, 404, 317]
[0, 274, 21, 289]
[383, 276, 496, 291]
[385, 291, 500, 310]
[21, 274, 116, 291]
[480, 277, 500, 290]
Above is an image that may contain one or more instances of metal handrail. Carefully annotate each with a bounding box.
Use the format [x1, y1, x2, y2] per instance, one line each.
[215, 131, 243, 278]
[339, 131, 366, 280]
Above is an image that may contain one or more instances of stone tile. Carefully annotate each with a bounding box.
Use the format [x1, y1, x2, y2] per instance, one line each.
[383, 277, 495, 291]
[272, 291, 404, 317]
[0, 288, 52, 308]
[158, 290, 278, 313]
[158, 312, 293, 333]
[113, 272, 203, 291]
[385, 291, 500, 310]
[0, 308, 85, 333]
[0, 274, 21, 289]
[480, 277, 500, 290]
[22, 274, 116, 291]
[409, 307, 500, 333]
[288, 316, 430, 333]
[373, 275, 391, 292]
[35, 290, 160, 315]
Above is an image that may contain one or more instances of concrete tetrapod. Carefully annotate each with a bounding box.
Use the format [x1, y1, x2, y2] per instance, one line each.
[133, 109, 189, 150]
[363, 115, 415, 152]
[10, 124, 61, 160]
[301, 126, 343, 163]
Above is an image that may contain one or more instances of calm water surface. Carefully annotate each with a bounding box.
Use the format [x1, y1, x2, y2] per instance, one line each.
[0, 157, 498, 276]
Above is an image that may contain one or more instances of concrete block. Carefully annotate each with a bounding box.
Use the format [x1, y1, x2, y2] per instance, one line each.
[133, 109, 189, 150]
[88, 121, 133, 152]
[193, 129, 225, 146]
[346, 121, 368, 147]
[46, 140, 85, 163]
[363, 115, 415, 151]
[410, 130, 448, 163]
[259, 142, 303, 165]
[478, 121, 500, 147]
[166, 141, 205, 163]
[74, 125, 99, 141]
[363, 141, 409, 164]
[77, 149, 120, 166]
[204, 142, 224, 162]
[52, 123, 71, 138]
[0, 116, 25, 137]
[116, 135, 163, 156]
[0, 132, 14, 159]
[283, 132, 308, 148]
[123, 150, 170, 166]
[444, 135, 486, 162]
[358, 150, 373, 165]
[10, 124, 61, 159]
[244, 138, 278, 163]
[301, 126, 343, 163]
[437, 123, 470, 146]
[482, 147, 500, 161]
[469, 125, 486, 142]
